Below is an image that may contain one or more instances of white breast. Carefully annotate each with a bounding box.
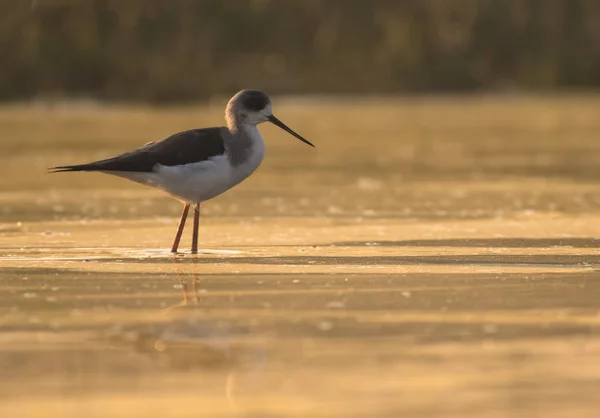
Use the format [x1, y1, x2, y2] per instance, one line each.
[228, 125, 266, 187]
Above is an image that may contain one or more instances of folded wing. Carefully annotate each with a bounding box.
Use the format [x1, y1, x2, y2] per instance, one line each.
[50, 128, 226, 173]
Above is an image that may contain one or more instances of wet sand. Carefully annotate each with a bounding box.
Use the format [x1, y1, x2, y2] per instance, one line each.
[1, 96, 600, 417]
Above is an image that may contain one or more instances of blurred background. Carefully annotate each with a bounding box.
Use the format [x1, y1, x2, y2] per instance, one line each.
[3, 3, 600, 417]
[2, 0, 599, 102]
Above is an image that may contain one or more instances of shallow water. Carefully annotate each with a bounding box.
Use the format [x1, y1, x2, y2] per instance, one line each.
[2, 96, 600, 417]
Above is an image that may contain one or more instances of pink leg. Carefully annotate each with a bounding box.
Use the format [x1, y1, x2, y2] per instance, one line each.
[191, 203, 200, 254]
[171, 203, 190, 253]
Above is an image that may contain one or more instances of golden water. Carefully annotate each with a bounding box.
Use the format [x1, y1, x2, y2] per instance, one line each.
[1, 96, 600, 417]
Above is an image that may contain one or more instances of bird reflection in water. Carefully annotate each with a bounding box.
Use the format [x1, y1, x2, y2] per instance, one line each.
[174, 268, 201, 307]
[112, 258, 272, 411]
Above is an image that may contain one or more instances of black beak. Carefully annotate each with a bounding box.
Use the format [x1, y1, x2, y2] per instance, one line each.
[267, 115, 314, 147]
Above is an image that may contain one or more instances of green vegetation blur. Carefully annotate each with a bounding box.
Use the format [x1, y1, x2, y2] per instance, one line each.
[2, 0, 599, 102]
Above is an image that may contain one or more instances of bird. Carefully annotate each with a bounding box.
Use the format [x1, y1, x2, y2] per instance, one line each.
[50, 89, 314, 254]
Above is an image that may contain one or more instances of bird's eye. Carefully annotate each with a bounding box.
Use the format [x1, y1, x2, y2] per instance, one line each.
[240, 113, 247, 119]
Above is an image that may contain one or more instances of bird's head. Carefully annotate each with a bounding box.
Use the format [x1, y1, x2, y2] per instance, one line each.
[226, 89, 314, 147]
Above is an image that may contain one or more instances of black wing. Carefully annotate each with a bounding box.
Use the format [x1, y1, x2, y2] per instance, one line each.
[50, 128, 226, 173]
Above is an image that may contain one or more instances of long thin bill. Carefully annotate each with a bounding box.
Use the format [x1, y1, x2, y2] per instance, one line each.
[268, 115, 315, 147]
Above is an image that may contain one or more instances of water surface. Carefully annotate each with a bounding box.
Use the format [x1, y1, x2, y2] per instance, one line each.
[1, 96, 600, 417]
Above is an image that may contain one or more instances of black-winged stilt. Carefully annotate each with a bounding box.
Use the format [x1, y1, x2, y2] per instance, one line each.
[50, 90, 314, 253]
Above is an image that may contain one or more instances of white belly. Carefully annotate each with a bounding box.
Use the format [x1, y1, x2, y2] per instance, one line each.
[108, 135, 266, 203]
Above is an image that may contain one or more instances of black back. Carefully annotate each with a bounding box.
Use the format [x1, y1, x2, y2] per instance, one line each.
[51, 128, 226, 173]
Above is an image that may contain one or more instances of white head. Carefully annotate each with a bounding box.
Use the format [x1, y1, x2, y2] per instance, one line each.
[225, 89, 314, 147]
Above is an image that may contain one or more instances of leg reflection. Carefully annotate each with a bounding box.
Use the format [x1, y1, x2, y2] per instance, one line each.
[171, 256, 201, 307]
